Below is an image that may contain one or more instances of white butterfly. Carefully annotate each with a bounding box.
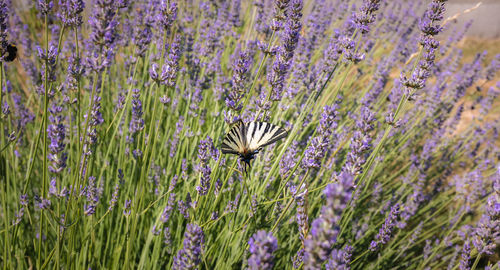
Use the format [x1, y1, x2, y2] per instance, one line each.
[221, 120, 288, 172]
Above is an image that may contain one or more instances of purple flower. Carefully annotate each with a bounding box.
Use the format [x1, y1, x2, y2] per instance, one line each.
[131, 7, 153, 58]
[86, 0, 121, 71]
[302, 105, 338, 169]
[123, 199, 132, 217]
[224, 194, 240, 214]
[302, 137, 328, 169]
[163, 227, 172, 247]
[280, 141, 298, 179]
[12, 194, 28, 226]
[129, 88, 144, 139]
[340, 36, 364, 64]
[419, 1, 446, 37]
[229, 0, 241, 27]
[325, 245, 353, 270]
[459, 241, 471, 270]
[225, 50, 251, 115]
[37, 0, 53, 15]
[172, 223, 205, 270]
[247, 230, 278, 270]
[471, 169, 500, 255]
[352, 0, 382, 34]
[254, 0, 272, 35]
[479, 86, 500, 116]
[151, 226, 161, 236]
[59, 0, 85, 27]
[162, 35, 182, 88]
[0, 0, 9, 60]
[271, 0, 290, 31]
[178, 193, 191, 219]
[303, 217, 338, 269]
[303, 172, 354, 269]
[48, 105, 67, 174]
[315, 34, 342, 84]
[160, 193, 176, 223]
[84, 176, 99, 216]
[484, 54, 500, 81]
[399, 0, 447, 101]
[267, 0, 303, 101]
[157, 1, 178, 32]
[169, 116, 184, 157]
[83, 95, 104, 156]
[67, 53, 85, 89]
[472, 195, 500, 255]
[292, 248, 304, 269]
[286, 37, 311, 99]
[37, 45, 58, 86]
[196, 136, 218, 196]
[150, 63, 161, 83]
[108, 182, 120, 211]
[342, 106, 376, 176]
[37, 197, 52, 210]
[370, 203, 400, 251]
[295, 190, 309, 242]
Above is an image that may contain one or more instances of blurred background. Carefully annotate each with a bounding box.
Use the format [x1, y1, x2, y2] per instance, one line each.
[445, 0, 499, 38]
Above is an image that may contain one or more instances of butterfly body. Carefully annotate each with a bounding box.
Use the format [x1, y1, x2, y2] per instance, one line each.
[238, 148, 258, 165]
[221, 121, 287, 172]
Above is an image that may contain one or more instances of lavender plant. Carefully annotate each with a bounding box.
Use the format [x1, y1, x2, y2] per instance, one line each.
[0, 0, 499, 269]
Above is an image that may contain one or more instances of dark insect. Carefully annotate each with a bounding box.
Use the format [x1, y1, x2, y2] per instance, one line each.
[221, 120, 288, 174]
[4, 44, 17, 62]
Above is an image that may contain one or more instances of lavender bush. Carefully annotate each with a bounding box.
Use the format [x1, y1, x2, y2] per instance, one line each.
[0, 0, 499, 269]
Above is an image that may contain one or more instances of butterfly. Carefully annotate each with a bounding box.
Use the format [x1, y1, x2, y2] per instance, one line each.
[3, 44, 17, 62]
[221, 120, 288, 173]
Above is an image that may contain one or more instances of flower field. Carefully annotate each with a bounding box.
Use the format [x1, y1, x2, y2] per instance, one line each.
[0, 0, 499, 269]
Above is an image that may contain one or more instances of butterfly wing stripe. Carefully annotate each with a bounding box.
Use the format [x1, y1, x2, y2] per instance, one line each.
[221, 143, 239, 154]
[223, 134, 239, 150]
[256, 122, 271, 146]
[235, 125, 244, 147]
[223, 126, 244, 153]
[257, 128, 287, 148]
[247, 122, 257, 147]
[253, 122, 272, 148]
[247, 122, 288, 150]
[233, 127, 245, 151]
[240, 120, 248, 147]
[256, 125, 277, 146]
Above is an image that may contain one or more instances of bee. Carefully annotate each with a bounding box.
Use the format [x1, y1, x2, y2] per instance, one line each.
[3, 44, 17, 62]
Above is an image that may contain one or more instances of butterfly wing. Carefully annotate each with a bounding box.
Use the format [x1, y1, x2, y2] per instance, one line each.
[246, 122, 288, 152]
[221, 120, 247, 155]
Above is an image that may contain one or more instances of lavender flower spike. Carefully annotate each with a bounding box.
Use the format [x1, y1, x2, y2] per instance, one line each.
[48, 105, 67, 174]
[370, 203, 400, 251]
[267, 0, 303, 101]
[157, 0, 178, 31]
[172, 223, 205, 270]
[0, 0, 9, 60]
[225, 51, 251, 113]
[353, 0, 382, 34]
[196, 136, 217, 196]
[247, 230, 279, 270]
[472, 168, 500, 255]
[59, 0, 85, 27]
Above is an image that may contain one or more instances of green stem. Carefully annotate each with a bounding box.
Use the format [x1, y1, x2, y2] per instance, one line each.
[38, 13, 50, 269]
[271, 169, 309, 232]
[470, 252, 481, 270]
